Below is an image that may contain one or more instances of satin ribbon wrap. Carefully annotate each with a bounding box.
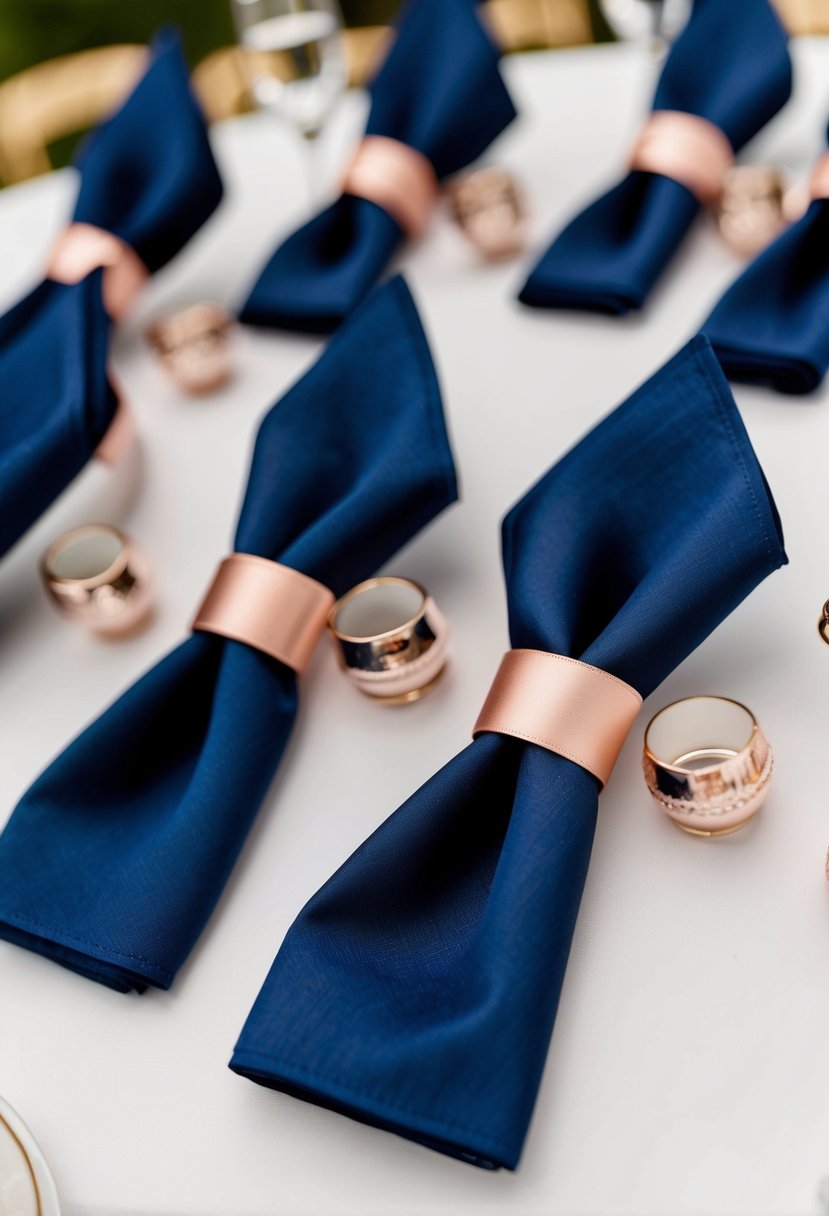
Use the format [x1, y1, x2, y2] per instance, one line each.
[0, 276, 457, 993]
[628, 111, 734, 206]
[240, 0, 516, 334]
[46, 223, 149, 321]
[0, 29, 223, 560]
[230, 335, 786, 1170]
[193, 555, 334, 674]
[519, 0, 791, 314]
[473, 650, 643, 788]
[341, 137, 439, 241]
[704, 122, 829, 394]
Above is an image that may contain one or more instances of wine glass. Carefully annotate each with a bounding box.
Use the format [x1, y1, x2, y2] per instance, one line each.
[598, 0, 691, 50]
[231, 0, 347, 144]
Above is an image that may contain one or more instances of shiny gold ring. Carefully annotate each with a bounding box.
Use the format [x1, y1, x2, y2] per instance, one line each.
[41, 524, 154, 637]
[327, 576, 449, 705]
[642, 696, 772, 837]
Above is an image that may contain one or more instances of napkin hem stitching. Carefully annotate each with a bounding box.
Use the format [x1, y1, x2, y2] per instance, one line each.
[231, 1049, 523, 1157]
[0, 908, 174, 980]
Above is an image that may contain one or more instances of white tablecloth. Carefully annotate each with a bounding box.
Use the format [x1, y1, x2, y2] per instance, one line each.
[1, 39, 829, 1216]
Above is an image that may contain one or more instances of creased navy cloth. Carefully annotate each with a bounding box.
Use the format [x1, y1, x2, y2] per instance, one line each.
[704, 123, 829, 394]
[0, 276, 457, 993]
[230, 335, 786, 1171]
[519, 0, 791, 314]
[240, 0, 516, 334]
[0, 29, 223, 560]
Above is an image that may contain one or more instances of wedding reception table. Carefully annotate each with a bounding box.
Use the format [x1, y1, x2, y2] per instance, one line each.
[1, 38, 828, 1216]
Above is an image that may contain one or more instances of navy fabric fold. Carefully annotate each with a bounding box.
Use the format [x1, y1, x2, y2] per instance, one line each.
[0, 276, 457, 993]
[704, 122, 829, 394]
[519, 0, 791, 314]
[240, 0, 516, 334]
[0, 29, 223, 560]
[230, 335, 787, 1170]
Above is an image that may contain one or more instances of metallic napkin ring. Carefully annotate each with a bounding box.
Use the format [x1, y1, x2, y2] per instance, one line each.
[643, 696, 773, 836]
[41, 523, 154, 637]
[146, 301, 234, 395]
[446, 167, 526, 261]
[818, 599, 829, 646]
[327, 576, 449, 704]
[716, 165, 788, 257]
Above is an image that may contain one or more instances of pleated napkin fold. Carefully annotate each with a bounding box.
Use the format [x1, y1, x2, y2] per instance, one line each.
[240, 0, 516, 334]
[704, 121, 829, 394]
[519, 0, 792, 314]
[0, 29, 223, 559]
[230, 334, 786, 1170]
[0, 275, 457, 992]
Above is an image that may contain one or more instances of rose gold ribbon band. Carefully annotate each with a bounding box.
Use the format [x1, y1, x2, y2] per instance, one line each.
[630, 111, 734, 206]
[472, 649, 643, 787]
[192, 553, 334, 674]
[810, 151, 829, 200]
[46, 222, 149, 321]
[95, 397, 134, 466]
[341, 136, 439, 240]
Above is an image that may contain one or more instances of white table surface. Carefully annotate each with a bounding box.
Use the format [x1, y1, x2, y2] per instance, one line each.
[1, 38, 829, 1216]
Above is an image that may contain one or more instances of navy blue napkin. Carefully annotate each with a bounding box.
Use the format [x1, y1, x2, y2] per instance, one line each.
[240, 0, 516, 334]
[0, 276, 457, 993]
[230, 335, 786, 1170]
[704, 122, 829, 394]
[0, 29, 223, 560]
[519, 0, 791, 314]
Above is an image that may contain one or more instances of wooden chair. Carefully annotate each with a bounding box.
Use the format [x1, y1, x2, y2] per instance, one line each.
[773, 0, 829, 33]
[0, 45, 148, 185]
[0, 0, 598, 186]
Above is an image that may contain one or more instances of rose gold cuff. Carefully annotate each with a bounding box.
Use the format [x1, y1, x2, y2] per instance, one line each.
[810, 150, 829, 201]
[341, 136, 439, 240]
[47, 222, 149, 320]
[630, 111, 734, 206]
[192, 553, 334, 674]
[472, 649, 643, 787]
[643, 696, 773, 836]
[41, 524, 154, 636]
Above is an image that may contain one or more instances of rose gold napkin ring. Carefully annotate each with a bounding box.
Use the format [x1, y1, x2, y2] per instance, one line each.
[342, 136, 439, 240]
[643, 696, 773, 836]
[473, 650, 643, 787]
[193, 554, 334, 673]
[817, 599, 829, 646]
[328, 577, 449, 704]
[146, 302, 234, 395]
[630, 111, 734, 206]
[716, 164, 788, 257]
[810, 151, 829, 202]
[46, 222, 149, 320]
[41, 524, 154, 636]
[446, 167, 526, 261]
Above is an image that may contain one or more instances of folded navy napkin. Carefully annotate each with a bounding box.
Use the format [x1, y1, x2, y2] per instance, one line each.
[519, 0, 791, 314]
[0, 276, 457, 993]
[704, 122, 829, 394]
[230, 335, 786, 1170]
[0, 29, 223, 560]
[240, 0, 516, 334]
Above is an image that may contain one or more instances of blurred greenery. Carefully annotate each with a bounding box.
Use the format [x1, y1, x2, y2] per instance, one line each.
[0, 0, 610, 176]
[0, 0, 400, 82]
